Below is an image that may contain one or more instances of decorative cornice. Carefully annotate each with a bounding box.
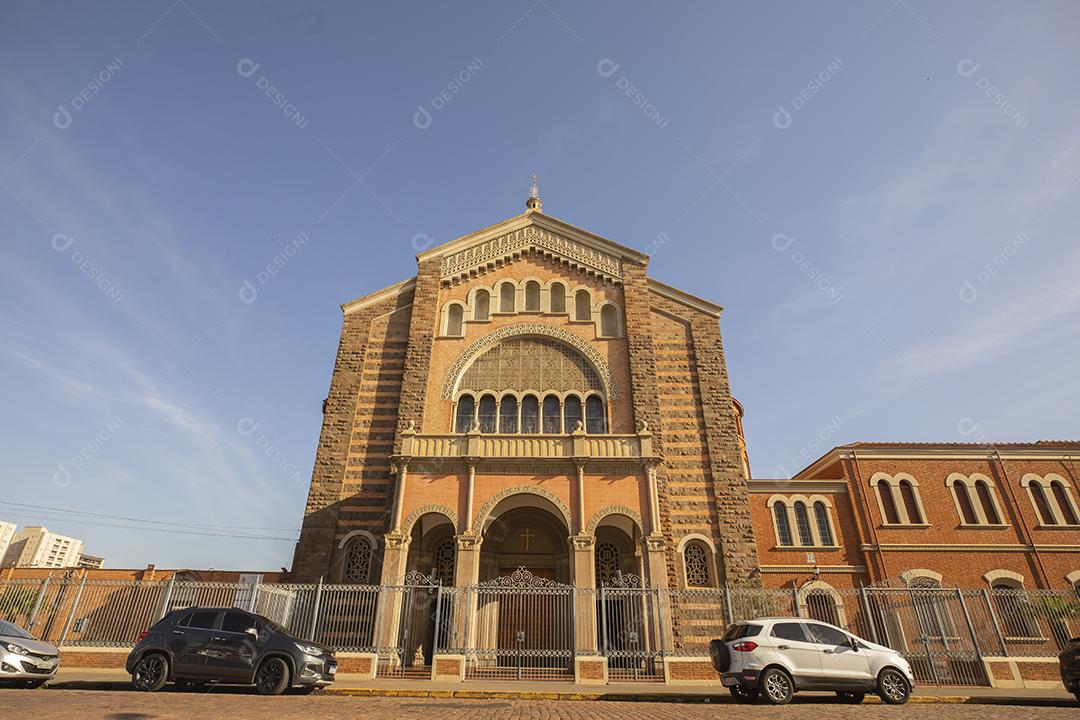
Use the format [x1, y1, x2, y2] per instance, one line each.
[860, 543, 1080, 553]
[472, 484, 573, 532]
[441, 224, 623, 283]
[400, 504, 459, 535]
[441, 323, 619, 400]
[748, 479, 849, 494]
[647, 278, 722, 318]
[341, 276, 416, 315]
[760, 565, 867, 574]
[585, 505, 645, 534]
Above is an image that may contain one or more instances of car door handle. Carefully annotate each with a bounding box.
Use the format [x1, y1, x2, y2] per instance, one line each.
[172, 630, 184, 636]
[212, 636, 227, 641]
[823, 649, 834, 654]
[777, 644, 790, 650]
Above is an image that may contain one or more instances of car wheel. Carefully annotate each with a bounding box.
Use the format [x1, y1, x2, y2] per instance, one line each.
[131, 653, 169, 692]
[760, 668, 794, 705]
[877, 668, 911, 705]
[729, 684, 760, 702]
[255, 657, 290, 696]
[836, 690, 865, 704]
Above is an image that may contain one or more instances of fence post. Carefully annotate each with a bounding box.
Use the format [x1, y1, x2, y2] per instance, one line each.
[248, 582, 260, 612]
[570, 586, 577, 667]
[654, 587, 666, 658]
[372, 585, 386, 674]
[599, 585, 608, 656]
[308, 576, 324, 642]
[723, 585, 735, 624]
[432, 587, 444, 657]
[859, 587, 880, 644]
[27, 577, 50, 632]
[59, 575, 87, 646]
[157, 575, 176, 621]
[462, 586, 471, 663]
[791, 586, 801, 617]
[982, 588, 1008, 657]
[956, 589, 981, 659]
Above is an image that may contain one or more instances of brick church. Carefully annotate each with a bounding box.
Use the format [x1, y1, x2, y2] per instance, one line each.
[293, 188, 1080, 603]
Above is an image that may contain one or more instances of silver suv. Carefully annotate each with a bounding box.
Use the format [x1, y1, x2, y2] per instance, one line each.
[710, 617, 914, 705]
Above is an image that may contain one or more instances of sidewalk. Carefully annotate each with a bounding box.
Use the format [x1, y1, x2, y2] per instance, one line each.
[46, 668, 1077, 706]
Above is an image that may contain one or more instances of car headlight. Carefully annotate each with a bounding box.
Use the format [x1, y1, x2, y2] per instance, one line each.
[4, 642, 30, 655]
[294, 642, 324, 656]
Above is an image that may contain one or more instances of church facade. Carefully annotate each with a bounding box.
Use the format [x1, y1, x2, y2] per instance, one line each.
[293, 192, 759, 595]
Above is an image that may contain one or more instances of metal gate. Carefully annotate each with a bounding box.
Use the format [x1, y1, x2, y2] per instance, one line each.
[598, 575, 665, 681]
[379, 570, 447, 678]
[461, 567, 575, 680]
[865, 586, 988, 686]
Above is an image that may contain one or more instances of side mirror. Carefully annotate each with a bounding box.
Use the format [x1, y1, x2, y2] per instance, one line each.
[849, 637, 860, 651]
[245, 627, 259, 639]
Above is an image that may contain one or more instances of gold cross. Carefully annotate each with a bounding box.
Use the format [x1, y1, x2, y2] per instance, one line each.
[520, 527, 536, 551]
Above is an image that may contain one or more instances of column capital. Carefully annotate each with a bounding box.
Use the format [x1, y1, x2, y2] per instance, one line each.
[384, 531, 409, 549]
[571, 534, 595, 551]
[572, 457, 588, 472]
[644, 533, 666, 552]
[455, 532, 481, 550]
[389, 456, 411, 472]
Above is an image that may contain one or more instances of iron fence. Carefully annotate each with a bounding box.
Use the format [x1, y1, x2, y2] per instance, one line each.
[2, 575, 1077, 687]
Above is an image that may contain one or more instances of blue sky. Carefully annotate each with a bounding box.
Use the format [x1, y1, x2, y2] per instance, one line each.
[1, 1, 1077, 570]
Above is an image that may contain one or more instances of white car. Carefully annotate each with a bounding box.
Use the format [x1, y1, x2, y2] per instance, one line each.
[709, 617, 915, 705]
[0, 620, 60, 689]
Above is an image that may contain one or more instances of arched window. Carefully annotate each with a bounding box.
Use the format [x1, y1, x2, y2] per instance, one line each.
[899, 480, 924, 523]
[433, 540, 456, 584]
[499, 395, 518, 434]
[975, 481, 1001, 524]
[343, 536, 372, 583]
[477, 394, 497, 433]
[599, 305, 619, 337]
[1030, 483, 1055, 525]
[574, 290, 591, 321]
[773, 503, 793, 546]
[683, 542, 712, 587]
[954, 482, 978, 525]
[813, 501, 834, 545]
[877, 479, 901, 524]
[585, 395, 606, 434]
[805, 590, 840, 626]
[542, 394, 561, 434]
[445, 303, 464, 336]
[454, 394, 475, 433]
[473, 290, 490, 321]
[524, 281, 541, 311]
[1051, 481, 1079, 525]
[520, 394, 539, 433]
[499, 282, 515, 313]
[793, 502, 813, 546]
[549, 282, 566, 313]
[564, 395, 583, 433]
[595, 542, 621, 586]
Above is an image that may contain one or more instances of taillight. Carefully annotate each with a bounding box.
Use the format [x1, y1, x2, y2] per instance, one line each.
[136, 631, 150, 643]
[732, 641, 758, 652]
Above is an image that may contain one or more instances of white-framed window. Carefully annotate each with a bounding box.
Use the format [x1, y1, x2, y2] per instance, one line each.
[574, 289, 592, 321]
[498, 281, 516, 313]
[766, 495, 838, 548]
[946, 473, 1006, 526]
[870, 472, 928, 526]
[599, 304, 621, 337]
[441, 302, 465, 337]
[548, 281, 567, 313]
[1021, 473, 1080, 526]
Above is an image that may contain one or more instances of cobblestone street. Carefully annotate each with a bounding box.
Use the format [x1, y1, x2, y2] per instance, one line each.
[2, 689, 1075, 720]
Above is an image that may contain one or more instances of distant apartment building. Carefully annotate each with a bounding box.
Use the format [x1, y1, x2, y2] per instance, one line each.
[1, 526, 85, 568]
[76, 553, 105, 569]
[0, 521, 16, 564]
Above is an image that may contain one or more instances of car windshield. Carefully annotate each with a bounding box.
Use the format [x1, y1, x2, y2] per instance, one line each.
[0, 620, 34, 639]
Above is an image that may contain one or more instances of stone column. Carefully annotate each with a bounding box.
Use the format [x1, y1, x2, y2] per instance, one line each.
[572, 459, 587, 534]
[450, 533, 481, 652]
[571, 534, 598, 653]
[389, 458, 409, 532]
[376, 532, 410, 664]
[463, 458, 478, 533]
[643, 534, 673, 653]
[644, 459, 663, 536]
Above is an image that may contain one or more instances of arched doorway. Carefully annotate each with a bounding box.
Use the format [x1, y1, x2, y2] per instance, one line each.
[470, 497, 574, 678]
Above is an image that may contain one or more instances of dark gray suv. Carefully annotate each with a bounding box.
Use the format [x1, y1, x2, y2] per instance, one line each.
[126, 607, 336, 695]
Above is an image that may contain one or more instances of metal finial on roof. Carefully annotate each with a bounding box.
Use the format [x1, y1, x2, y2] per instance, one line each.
[526, 171, 542, 211]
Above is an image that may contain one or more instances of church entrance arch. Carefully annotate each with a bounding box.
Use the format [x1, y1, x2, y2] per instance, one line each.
[467, 496, 574, 679]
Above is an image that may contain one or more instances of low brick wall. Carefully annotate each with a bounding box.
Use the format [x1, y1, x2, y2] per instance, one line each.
[337, 653, 375, 679]
[60, 647, 129, 669]
[662, 658, 719, 686]
[981, 656, 1062, 689]
[430, 654, 465, 682]
[574, 657, 607, 684]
